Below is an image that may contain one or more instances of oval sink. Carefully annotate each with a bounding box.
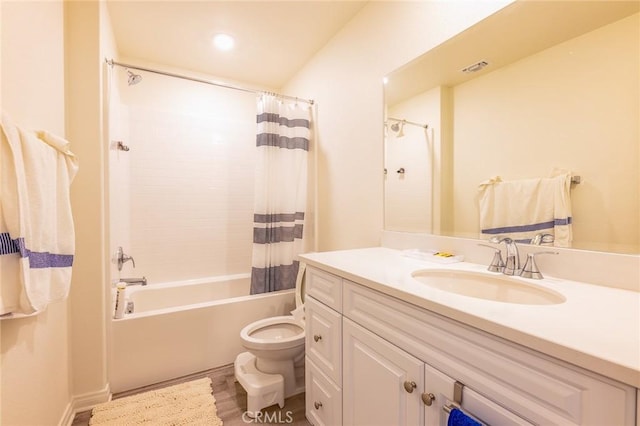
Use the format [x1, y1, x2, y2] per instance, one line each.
[411, 269, 565, 305]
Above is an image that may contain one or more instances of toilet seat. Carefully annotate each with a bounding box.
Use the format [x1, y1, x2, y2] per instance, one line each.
[240, 316, 305, 351]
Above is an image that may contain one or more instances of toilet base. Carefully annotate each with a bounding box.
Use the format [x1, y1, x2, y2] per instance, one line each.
[255, 354, 305, 398]
[235, 352, 284, 417]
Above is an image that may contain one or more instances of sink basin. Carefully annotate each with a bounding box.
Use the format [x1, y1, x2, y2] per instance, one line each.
[411, 269, 565, 305]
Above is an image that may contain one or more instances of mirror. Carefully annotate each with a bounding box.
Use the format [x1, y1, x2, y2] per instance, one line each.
[384, 0, 639, 254]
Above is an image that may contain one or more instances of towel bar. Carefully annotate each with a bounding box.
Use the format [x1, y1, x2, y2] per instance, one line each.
[442, 380, 465, 413]
[444, 405, 486, 426]
[443, 403, 457, 414]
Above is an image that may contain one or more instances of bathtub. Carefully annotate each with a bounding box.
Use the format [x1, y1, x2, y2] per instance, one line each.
[109, 273, 296, 393]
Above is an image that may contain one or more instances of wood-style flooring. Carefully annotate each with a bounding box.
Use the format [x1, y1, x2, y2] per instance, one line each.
[72, 364, 311, 426]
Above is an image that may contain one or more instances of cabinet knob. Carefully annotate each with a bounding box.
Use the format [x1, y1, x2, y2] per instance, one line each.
[313, 334, 322, 342]
[314, 401, 323, 410]
[421, 392, 436, 406]
[403, 381, 417, 393]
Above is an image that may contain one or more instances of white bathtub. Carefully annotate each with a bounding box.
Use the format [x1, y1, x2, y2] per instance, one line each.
[110, 273, 296, 393]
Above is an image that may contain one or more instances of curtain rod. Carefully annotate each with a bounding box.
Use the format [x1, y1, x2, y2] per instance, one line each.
[105, 58, 314, 105]
[387, 117, 428, 129]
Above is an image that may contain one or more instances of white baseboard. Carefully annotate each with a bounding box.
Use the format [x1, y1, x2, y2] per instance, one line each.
[58, 383, 112, 426]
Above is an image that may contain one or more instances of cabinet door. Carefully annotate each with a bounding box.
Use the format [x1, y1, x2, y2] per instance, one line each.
[306, 356, 342, 426]
[424, 363, 533, 426]
[306, 296, 342, 384]
[343, 318, 423, 426]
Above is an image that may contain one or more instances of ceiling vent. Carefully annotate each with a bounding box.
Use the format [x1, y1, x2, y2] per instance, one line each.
[462, 60, 489, 73]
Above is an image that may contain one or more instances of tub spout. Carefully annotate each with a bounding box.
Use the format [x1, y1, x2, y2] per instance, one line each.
[120, 276, 147, 286]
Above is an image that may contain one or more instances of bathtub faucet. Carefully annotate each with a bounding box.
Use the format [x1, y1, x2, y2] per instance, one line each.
[116, 246, 136, 271]
[120, 276, 147, 286]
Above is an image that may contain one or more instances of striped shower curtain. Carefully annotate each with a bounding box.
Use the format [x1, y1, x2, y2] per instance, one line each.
[250, 94, 311, 295]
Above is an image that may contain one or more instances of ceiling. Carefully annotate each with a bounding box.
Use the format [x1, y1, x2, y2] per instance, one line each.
[106, 1, 367, 90]
[385, 0, 640, 105]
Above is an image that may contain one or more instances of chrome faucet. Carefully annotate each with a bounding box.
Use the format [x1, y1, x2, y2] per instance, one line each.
[521, 252, 558, 279]
[119, 276, 147, 286]
[116, 246, 135, 271]
[490, 237, 520, 275]
[531, 233, 554, 245]
[478, 244, 505, 272]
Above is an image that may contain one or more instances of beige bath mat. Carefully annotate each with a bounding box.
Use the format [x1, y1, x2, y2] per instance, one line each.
[89, 377, 223, 425]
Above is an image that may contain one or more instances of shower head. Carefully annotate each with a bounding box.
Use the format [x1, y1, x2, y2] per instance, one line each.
[390, 120, 405, 138]
[127, 70, 142, 86]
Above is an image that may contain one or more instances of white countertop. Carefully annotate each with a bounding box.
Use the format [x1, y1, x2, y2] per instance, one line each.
[299, 247, 640, 388]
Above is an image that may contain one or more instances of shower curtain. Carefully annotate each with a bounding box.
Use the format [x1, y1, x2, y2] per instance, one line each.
[250, 94, 311, 295]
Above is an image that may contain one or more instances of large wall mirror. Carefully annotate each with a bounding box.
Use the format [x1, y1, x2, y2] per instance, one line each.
[384, 0, 639, 254]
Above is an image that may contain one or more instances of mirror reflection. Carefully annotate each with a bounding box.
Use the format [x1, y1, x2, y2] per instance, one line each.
[384, 0, 639, 254]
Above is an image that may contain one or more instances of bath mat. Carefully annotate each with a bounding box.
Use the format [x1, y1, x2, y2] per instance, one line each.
[89, 377, 223, 425]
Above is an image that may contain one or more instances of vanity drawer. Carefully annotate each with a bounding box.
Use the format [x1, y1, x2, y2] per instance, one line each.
[343, 281, 636, 426]
[306, 266, 342, 312]
[305, 356, 342, 426]
[306, 295, 342, 385]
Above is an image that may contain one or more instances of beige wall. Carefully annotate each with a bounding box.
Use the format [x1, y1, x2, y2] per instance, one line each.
[453, 13, 639, 253]
[0, 1, 72, 425]
[284, 0, 513, 251]
[66, 0, 110, 405]
[1, 1, 114, 424]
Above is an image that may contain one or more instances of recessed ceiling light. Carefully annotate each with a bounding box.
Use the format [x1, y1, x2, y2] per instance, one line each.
[213, 33, 235, 51]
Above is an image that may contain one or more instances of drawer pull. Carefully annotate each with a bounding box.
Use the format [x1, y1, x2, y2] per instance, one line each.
[422, 392, 436, 406]
[403, 380, 417, 393]
[313, 334, 322, 342]
[314, 401, 323, 410]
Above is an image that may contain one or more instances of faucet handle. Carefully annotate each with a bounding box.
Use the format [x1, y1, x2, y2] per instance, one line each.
[116, 246, 136, 271]
[489, 236, 513, 244]
[520, 251, 558, 279]
[478, 244, 505, 273]
[531, 233, 555, 245]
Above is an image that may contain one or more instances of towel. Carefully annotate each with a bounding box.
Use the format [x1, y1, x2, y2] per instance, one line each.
[448, 408, 482, 426]
[477, 170, 572, 247]
[0, 113, 79, 317]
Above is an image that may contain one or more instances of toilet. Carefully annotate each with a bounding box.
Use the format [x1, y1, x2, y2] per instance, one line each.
[235, 263, 306, 416]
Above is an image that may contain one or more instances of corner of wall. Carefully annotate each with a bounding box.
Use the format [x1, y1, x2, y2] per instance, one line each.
[64, 0, 109, 404]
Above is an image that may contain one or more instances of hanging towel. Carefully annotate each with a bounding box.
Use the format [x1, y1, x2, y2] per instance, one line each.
[448, 408, 482, 426]
[477, 169, 572, 247]
[0, 113, 79, 317]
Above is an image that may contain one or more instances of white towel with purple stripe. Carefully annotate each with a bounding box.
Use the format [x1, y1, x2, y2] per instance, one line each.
[0, 113, 79, 317]
[478, 170, 572, 247]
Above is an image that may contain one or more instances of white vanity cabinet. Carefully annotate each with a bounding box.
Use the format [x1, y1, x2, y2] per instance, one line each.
[343, 280, 635, 425]
[304, 265, 637, 426]
[305, 267, 344, 426]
